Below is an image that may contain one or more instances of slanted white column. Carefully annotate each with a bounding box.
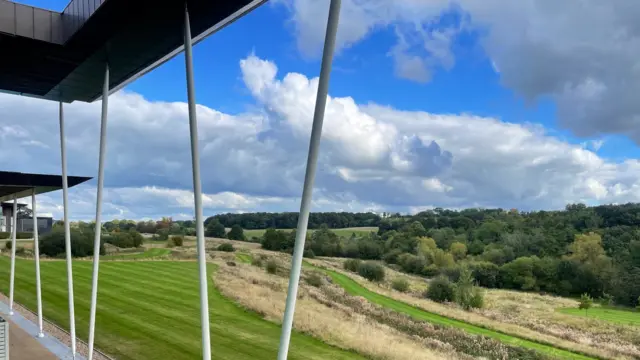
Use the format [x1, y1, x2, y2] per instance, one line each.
[276, 0, 342, 359]
[87, 62, 109, 360]
[59, 101, 77, 358]
[184, 6, 211, 360]
[8, 196, 17, 315]
[32, 190, 44, 337]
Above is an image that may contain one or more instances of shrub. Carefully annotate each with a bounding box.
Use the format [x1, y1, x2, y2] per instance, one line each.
[217, 243, 235, 252]
[357, 262, 385, 282]
[0, 232, 31, 240]
[303, 249, 316, 258]
[382, 248, 403, 264]
[266, 259, 278, 274]
[426, 276, 456, 303]
[305, 272, 324, 287]
[168, 235, 184, 247]
[157, 229, 170, 241]
[39, 229, 104, 257]
[442, 266, 461, 282]
[5, 241, 11, 250]
[422, 264, 440, 277]
[391, 278, 410, 292]
[104, 232, 138, 248]
[343, 258, 362, 272]
[469, 288, 485, 309]
[15, 247, 26, 256]
[251, 257, 263, 267]
[599, 292, 614, 306]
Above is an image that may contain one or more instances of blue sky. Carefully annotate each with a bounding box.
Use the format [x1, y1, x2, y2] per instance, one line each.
[4, 0, 640, 219]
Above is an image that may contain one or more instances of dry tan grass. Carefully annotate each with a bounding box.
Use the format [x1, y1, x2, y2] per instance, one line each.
[309, 257, 632, 360]
[213, 258, 462, 360]
[180, 236, 262, 250]
[481, 289, 640, 358]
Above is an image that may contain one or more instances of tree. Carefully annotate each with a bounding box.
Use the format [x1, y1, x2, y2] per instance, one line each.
[205, 219, 226, 238]
[456, 266, 474, 310]
[404, 221, 427, 237]
[227, 225, 245, 241]
[432, 249, 455, 268]
[450, 242, 467, 261]
[417, 237, 438, 257]
[579, 293, 593, 316]
[261, 228, 289, 251]
[568, 233, 606, 264]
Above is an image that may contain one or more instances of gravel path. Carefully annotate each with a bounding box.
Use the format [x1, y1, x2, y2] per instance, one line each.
[0, 293, 112, 360]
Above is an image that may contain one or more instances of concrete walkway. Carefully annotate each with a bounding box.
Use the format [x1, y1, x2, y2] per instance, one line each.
[6, 316, 58, 360]
[0, 301, 83, 360]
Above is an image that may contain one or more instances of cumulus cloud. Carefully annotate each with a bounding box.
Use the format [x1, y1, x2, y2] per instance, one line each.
[2, 54, 640, 219]
[279, 0, 640, 143]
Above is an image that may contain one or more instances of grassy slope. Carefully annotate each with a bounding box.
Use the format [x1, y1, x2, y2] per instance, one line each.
[0, 257, 363, 360]
[311, 264, 595, 360]
[559, 307, 640, 326]
[101, 248, 171, 260]
[244, 227, 378, 239]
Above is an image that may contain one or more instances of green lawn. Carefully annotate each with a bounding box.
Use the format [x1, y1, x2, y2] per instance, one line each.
[558, 307, 640, 326]
[235, 253, 252, 264]
[310, 264, 595, 360]
[243, 227, 378, 239]
[0, 257, 364, 360]
[101, 248, 171, 260]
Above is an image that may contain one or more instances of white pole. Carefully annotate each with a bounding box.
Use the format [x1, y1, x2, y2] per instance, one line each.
[8, 196, 17, 316]
[276, 0, 341, 358]
[32, 190, 44, 337]
[184, 6, 211, 360]
[59, 101, 77, 358]
[87, 63, 109, 360]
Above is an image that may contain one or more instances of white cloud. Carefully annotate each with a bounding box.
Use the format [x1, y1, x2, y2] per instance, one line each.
[3, 54, 640, 219]
[279, 0, 640, 143]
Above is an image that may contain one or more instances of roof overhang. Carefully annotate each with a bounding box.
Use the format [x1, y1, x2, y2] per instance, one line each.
[0, 0, 266, 103]
[0, 171, 92, 202]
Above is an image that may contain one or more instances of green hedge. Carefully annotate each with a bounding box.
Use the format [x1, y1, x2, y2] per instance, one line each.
[0, 232, 33, 239]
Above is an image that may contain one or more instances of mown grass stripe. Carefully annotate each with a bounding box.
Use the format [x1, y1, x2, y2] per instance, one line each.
[309, 263, 596, 360]
[558, 307, 640, 326]
[0, 257, 364, 360]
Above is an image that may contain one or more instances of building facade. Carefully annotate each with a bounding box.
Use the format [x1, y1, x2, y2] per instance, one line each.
[0, 202, 53, 234]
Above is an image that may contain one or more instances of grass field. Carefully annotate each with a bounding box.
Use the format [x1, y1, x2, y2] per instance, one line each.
[559, 307, 640, 326]
[101, 248, 171, 260]
[243, 227, 378, 239]
[309, 264, 595, 360]
[235, 253, 252, 264]
[0, 257, 364, 360]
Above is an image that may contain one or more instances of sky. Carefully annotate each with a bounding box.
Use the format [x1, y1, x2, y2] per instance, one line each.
[4, 0, 640, 220]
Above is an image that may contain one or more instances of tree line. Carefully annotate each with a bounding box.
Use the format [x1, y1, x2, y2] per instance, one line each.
[207, 212, 380, 229]
[257, 203, 640, 308]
